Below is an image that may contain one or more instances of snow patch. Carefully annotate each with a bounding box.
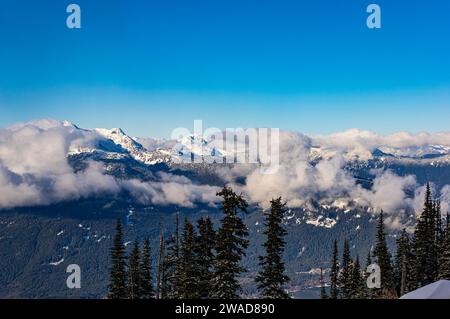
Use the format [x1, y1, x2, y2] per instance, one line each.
[306, 216, 337, 228]
[49, 258, 64, 266]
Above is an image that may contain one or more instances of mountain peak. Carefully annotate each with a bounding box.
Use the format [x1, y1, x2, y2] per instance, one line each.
[94, 127, 126, 137]
[109, 128, 125, 135]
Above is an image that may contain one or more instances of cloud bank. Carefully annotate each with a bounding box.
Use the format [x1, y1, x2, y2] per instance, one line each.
[0, 120, 219, 209]
[216, 130, 450, 228]
[1, 120, 450, 229]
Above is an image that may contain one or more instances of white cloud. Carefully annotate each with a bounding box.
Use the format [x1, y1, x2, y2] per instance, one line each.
[0, 120, 218, 209]
[1, 119, 450, 224]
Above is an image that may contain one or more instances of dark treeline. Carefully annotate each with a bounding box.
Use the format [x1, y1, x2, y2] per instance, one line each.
[107, 186, 290, 299]
[324, 182, 450, 299]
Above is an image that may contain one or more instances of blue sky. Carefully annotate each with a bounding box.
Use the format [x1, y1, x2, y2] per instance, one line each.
[0, 0, 449, 137]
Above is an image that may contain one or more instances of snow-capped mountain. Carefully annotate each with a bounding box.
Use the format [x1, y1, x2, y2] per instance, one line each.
[60, 122, 450, 168]
[67, 127, 168, 165]
[65, 124, 244, 166]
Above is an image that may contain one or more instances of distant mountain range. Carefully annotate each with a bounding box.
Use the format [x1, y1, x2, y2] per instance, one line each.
[1, 120, 450, 298]
[58, 120, 450, 167]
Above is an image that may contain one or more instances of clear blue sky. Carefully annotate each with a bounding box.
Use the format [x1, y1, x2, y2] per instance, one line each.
[0, 0, 449, 137]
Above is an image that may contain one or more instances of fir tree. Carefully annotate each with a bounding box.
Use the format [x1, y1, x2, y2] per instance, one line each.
[439, 218, 450, 280]
[140, 239, 154, 299]
[373, 211, 395, 295]
[128, 241, 142, 299]
[394, 229, 411, 297]
[108, 219, 128, 299]
[349, 256, 365, 299]
[161, 215, 181, 299]
[178, 218, 200, 299]
[338, 239, 353, 299]
[320, 267, 328, 299]
[161, 233, 180, 299]
[435, 200, 443, 245]
[411, 183, 438, 288]
[195, 216, 216, 299]
[329, 240, 339, 299]
[213, 186, 249, 299]
[156, 224, 164, 299]
[255, 197, 290, 299]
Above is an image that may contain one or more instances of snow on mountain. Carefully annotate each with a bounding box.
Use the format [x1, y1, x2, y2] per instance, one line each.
[93, 128, 165, 165]
[9, 120, 450, 168]
[170, 134, 231, 163]
[305, 215, 337, 228]
[54, 120, 450, 168]
[67, 125, 235, 166]
[49, 257, 64, 266]
[378, 145, 450, 159]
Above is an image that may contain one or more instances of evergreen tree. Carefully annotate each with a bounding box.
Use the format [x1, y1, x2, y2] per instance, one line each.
[329, 240, 339, 299]
[411, 183, 438, 288]
[213, 186, 249, 299]
[156, 224, 164, 299]
[373, 211, 395, 295]
[439, 218, 450, 280]
[435, 201, 445, 276]
[195, 216, 216, 298]
[161, 233, 180, 299]
[429, 200, 440, 280]
[178, 218, 200, 298]
[365, 251, 372, 268]
[320, 267, 328, 299]
[128, 241, 142, 299]
[108, 219, 128, 299]
[140, 239, 154, 299]
[349, 256, 365, 299]
[394, 229, 411, 297]
[161, 215, 181, 299]
[338, 239, 353, 299]
[256, 197, 290, 299]
[435, 200, 443, 245]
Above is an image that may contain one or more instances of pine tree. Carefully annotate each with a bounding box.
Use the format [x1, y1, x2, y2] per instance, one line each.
[394, 229, 411, 297]
[213, 186, 249, 299]
[320, 267, 328, 299]
[435, 201, 445, 277]
[435, 200, 443, 245]
[195, 216, 216, 299]
[140, 239, 154, 299]
[349, 256, 365, 299]
[161, 233, 180, 299]
[429, 200, 440, 280]
[411, 183, 438, 288]
[161, 215, 181, 299]
[338, 239, 353, 299]
[178, 218, 200, 299]
[329, 240, 339, 299]
[128, 241, 142, 299]
[439, 217, 450, 280]
[108, 219, 128, 299]
[373, 211, 395, 296]
[255, 197, 290, 299]
[156, 224, 164, 299]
